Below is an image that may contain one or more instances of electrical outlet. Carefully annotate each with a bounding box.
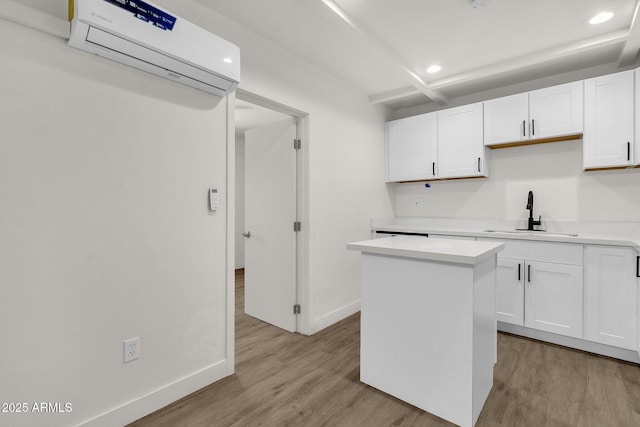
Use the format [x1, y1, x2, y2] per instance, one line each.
[415, 198, 424, 208]
[124, 337, 139, 363]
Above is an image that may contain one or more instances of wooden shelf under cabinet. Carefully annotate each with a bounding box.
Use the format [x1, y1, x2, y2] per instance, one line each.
[487, 133, 582, 149]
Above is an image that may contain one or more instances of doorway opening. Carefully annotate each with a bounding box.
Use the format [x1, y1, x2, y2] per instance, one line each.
[234, 90, 309, 335]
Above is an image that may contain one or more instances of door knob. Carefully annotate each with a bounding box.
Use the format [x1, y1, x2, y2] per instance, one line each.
[242, 231, 251, 238]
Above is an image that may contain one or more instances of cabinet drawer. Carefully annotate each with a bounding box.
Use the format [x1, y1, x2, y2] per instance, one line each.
[478, 238, 582, 265]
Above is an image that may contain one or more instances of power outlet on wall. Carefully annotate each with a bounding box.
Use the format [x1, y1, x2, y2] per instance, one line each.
[415, 198, 424, 208]
[124, 337, 140, 363]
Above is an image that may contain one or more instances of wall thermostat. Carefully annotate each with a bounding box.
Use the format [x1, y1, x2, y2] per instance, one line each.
[209, 188, 220, 211]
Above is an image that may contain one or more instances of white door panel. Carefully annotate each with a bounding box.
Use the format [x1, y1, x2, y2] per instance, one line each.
[437, 102, 485, 178]
[529, 81, 583, 139]
[244, 118, 297, 332]
[496, 258, 524, 325]
[585, 246, 637, 350]
[584, 70, 634, 169]
[386, 113, 437, 182]
[525, 261, 583, 338]
[483, 93, 529, 145]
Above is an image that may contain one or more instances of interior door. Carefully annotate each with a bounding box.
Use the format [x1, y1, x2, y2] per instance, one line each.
[244, 118, 297, 332]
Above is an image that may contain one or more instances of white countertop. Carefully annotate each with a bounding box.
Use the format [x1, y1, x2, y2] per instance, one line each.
[347, 235, 504, 265]
[371, 218, 640, 250]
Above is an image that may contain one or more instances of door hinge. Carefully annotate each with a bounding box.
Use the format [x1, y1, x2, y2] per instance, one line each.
[293, 221, 301, 232]
[293, 304, 301, 315]
[293, 139, 301, 150]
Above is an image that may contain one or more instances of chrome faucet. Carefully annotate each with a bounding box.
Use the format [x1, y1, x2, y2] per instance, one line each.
[526, 191, 542, 231]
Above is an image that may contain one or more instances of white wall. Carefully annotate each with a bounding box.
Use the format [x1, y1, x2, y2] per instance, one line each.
[393, 139, 640, 223]
[0, 13, 231, 427]
[155, 1, 395, 334]
[235, 136, 245, 269]
[1, 2, 394, 425]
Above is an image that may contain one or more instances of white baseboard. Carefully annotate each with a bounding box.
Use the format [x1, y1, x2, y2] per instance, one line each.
[76, 360, 229, 427]
[498, 322, 640, 364]
[311, 300, 361, 334]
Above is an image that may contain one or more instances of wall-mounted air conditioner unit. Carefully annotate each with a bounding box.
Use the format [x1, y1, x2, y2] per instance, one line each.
[68, 0, 240, 96]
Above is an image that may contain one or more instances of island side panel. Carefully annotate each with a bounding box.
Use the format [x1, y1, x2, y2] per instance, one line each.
[360, 253, 475, 427]
[472, 255, 497, 425]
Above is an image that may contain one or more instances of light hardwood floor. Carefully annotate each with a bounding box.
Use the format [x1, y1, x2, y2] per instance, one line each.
[129, 269, 640, 426]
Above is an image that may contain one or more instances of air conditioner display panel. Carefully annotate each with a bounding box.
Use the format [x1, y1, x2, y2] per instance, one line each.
[103, 0, 176, 31]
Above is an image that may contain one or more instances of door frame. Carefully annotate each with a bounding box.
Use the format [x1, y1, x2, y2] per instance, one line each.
[228, 88, 310, 351]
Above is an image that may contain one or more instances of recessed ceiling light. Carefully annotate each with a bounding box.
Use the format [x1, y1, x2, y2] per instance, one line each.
[427, 65, 442, 74]
[223, 58, 233, 64]
[589, 11, 613, 25]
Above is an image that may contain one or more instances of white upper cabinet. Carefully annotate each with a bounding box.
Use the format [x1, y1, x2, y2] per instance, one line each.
[484, 81, 584, 146]
[483, 93, 529, 145]
[529, 81, 584, 139]
[437, 102, 488, 179]
[386, 113, 437, 182]
[583, 70, 634, 170]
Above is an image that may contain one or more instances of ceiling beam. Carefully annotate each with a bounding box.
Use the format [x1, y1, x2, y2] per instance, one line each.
[320, 0, 448, 106]
[619, 0, 640, 68]
[369, 87, 420, 104]
[428, 29, 629, 90]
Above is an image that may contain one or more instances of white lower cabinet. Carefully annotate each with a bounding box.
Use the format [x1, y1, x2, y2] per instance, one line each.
[585, 246, 637, 351]
[496, 258, 583, 338]
[496, 257, 524, 325]
[480, 238, 584, 339]
[525, 261, 583, 338]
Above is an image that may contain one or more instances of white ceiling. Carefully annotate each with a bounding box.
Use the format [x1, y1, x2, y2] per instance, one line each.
[15, 0, 640, 114]
[197, 0, 640, 111]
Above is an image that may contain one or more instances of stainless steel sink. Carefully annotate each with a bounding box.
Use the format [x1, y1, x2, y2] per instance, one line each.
[483, 229, 579, 237]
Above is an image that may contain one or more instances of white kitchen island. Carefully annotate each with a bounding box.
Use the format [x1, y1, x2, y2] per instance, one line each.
[347, 235, 504, 427]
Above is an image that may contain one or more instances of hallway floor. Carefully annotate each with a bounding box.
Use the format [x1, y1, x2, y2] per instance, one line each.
[129, 269, 640, 426]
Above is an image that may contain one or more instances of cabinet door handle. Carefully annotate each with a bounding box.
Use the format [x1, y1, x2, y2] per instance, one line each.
[433, 162, 436, 176]
[628, 142, 631, 162]
[518, 263, 521, 281]
[636, 256, 639, 278]
[477, 157, 481, 172]
[528, 264, 531, 283]
[531, 119, 535, 136]
[522, 120, 526, 137]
